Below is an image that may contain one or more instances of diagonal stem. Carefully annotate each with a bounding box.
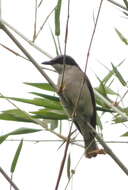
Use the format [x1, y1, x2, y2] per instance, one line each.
[87, 122, 128, 176]
[0, 23, 57, 92]
[0, 167, 19, 190]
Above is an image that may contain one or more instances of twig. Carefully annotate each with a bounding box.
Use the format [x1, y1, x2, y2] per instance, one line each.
[0, 0, 2, 20]
[1, 19, 53, 58]
[60, 0, 70, 87]
[33, 0, 38, 42]
[38, 0, 44, 8]
[55, 127, 72, 190]
[0, 167, 19, 190]
[85, 0, 104, 72]
[88, 122, 128, 176]
[5, 139, 128, 144]
[55, 2, 71, 189]
[0, 23, 57, 91]
[65, 153, 84, 190]
[35, 6, 55, 40]
[94, 89, 128, 120]
[0, 42, 29, 61]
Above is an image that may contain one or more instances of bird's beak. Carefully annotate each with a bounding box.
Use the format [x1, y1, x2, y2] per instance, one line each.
[41, 61, 52, 65]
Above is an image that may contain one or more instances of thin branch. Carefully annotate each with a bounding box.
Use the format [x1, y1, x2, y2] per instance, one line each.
[85, 0, 104, 72]
[0, 0, 1, 20]
[60, 0, 70, 87]
[65, 153, 84, 190]
[35, 6, 55, 40]
[94, 89, 128, 120]
[1, 19, 53, 58]
[0, 23, 57, 91]
[6, 139, 128, 144]
[38, 0, 44, 8]
[0, 167, 19, 190]
[55, 127, 72, 190]
[88, 122, 128, 176]
[0, 42, 29, 61]
[33, 0, 38, 42]
[55, 2, 71, 189]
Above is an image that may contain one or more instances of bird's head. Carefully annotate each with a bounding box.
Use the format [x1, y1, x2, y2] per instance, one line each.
[42, 55, 79, 74]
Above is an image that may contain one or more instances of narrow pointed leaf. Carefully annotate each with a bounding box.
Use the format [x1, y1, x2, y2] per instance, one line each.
[0, 109, 33, 122]
[30, 92, 60, 102]
[50, 120, 58, 130]
[24, 82, 55, 91]
[31, 109, 68, 120]
[115, 28, 128, 45]
[123, 0, 128, 9]
[11, 139, 23, 173]
[55, 0, 62, 36]
[0, 128, 42, 144]
[0, 96, 63, 110]
[67, 153, 71, 179]
[111, 63, 127, 86]
[121, 132, 128, 136]
[96, 113, 103, 130]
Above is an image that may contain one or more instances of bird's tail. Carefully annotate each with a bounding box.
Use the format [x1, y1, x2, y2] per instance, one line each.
[84, 138, 98, 158]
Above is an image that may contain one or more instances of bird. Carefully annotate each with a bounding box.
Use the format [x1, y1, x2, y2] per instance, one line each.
[42, 55, 105, 158]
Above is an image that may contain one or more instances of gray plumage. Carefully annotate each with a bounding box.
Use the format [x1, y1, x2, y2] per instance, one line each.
[42, 55, 99, 158]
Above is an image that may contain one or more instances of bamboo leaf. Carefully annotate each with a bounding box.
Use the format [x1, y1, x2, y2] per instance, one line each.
[67, 153, 71, 179]
[96, 113, 103, 130]
[31, 109, 68, 120]
[0, 109, 33, 122]
[24, 82, 55, 91]
[115, 28, 128, 45]
[50, 120, 58, 130]
[0, 96, 63, 110]
[113, 116, 128, 124]
[11, 139, 23, 173]
[121, 132, 128, 136]
[55, 0, 62, 36]
[123, 0, 128, 9]
[111, 63, 127, 86]
[30, 92, 60, 102]
[0, 128, 42, 144]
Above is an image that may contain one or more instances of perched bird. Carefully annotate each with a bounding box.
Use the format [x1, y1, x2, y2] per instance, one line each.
[42, 55, 105, 158]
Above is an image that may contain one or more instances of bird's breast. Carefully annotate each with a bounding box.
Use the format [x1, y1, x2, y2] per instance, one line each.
[57, 67, 94, 117]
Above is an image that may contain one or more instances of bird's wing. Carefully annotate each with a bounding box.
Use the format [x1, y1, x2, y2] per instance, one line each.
[85, 75, 96, 128]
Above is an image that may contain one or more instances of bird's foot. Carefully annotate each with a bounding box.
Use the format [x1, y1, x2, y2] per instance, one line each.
[86, 149, 106, 158]
[57, 84, 65, 94]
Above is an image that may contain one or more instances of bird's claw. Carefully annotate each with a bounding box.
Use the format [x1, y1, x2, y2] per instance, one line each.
[86, 149, 106, 158]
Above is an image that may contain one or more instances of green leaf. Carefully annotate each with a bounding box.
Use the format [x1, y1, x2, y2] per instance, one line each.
[115, 28, 128, 45]
[11, 139, 23, 173]
[31, 109, 68, 120]
[113, 116, 128, 124]
[0, 96, 63, 110]
[67, 153, 71, 179]
[50, 120, 58, 130]
[0, 109, 33, 122]
[121, 132, 128, 137]
[24, 83, 55, 91]
[55, 0, 62, 36]
[123, 0, 128, 9]
[0, 127, 42, 144]
[111, 63, 127, 86]
[96, 106, 113, 113]
[30, 92, 60, 102]
[101, 59, 125, 85]
[96, 113, 103, 130]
